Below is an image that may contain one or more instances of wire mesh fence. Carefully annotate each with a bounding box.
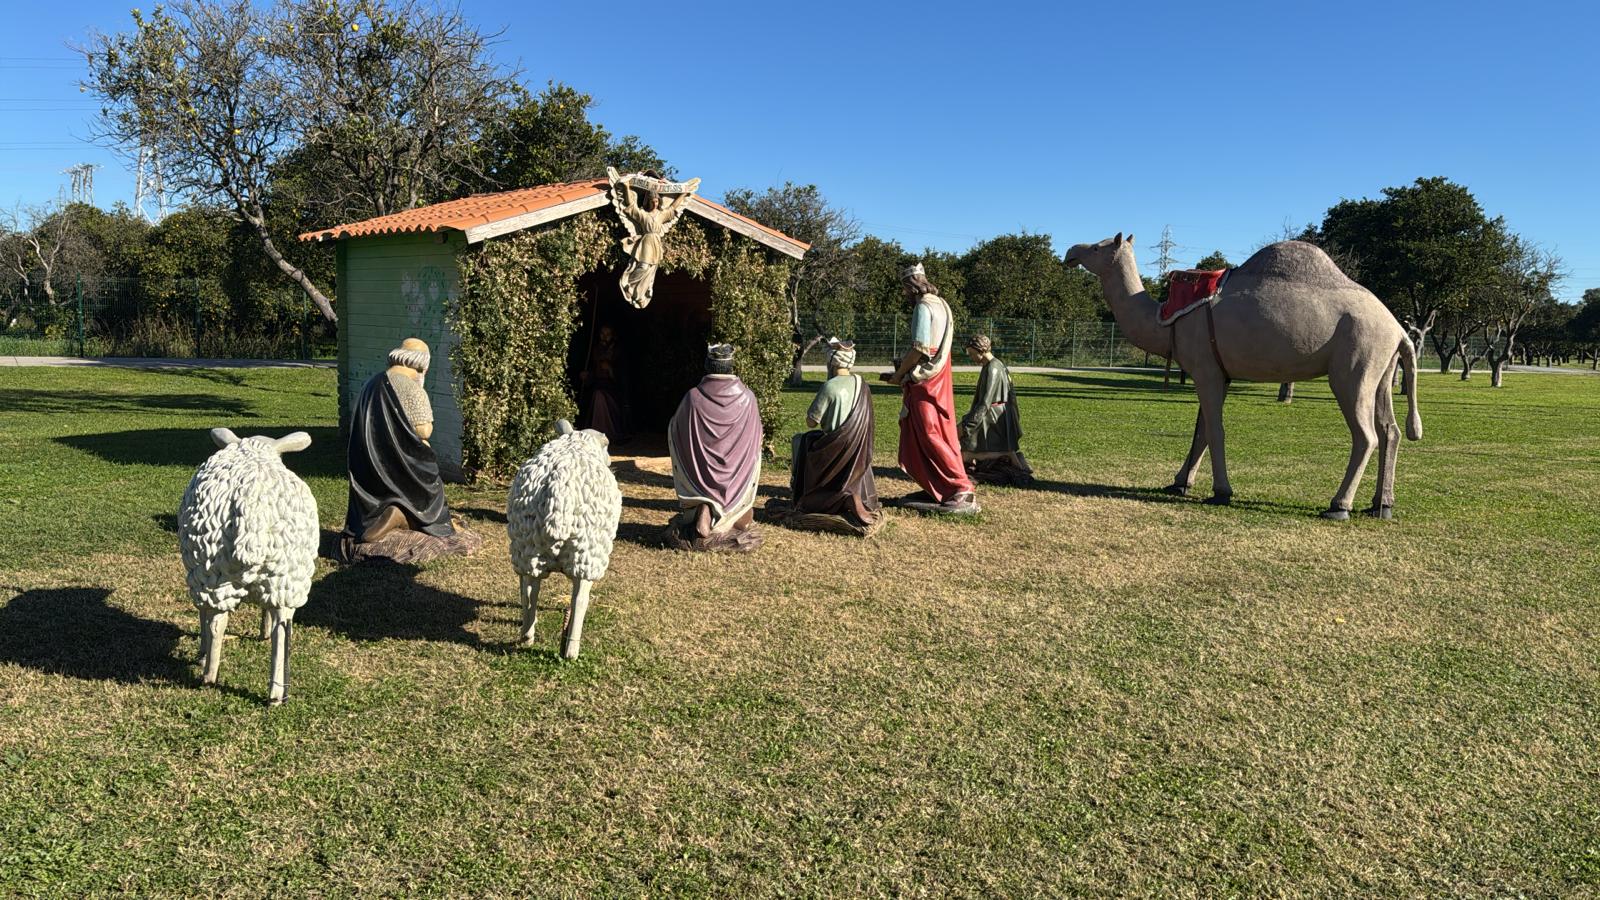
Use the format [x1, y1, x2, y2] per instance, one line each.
[3, 280, 1482, 370]
[800, 315, 1153, 369]
[802, 314, 1478, 370]
[806, 312, 1478, 368]
[0, 277, 335, 359]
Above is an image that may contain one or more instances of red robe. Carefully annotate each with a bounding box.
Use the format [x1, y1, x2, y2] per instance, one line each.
[898, 351, 973, 503]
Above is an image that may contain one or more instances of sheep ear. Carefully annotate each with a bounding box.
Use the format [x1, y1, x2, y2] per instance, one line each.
[211, 427, 240, 448]
[554, 419, 574, 436]
[272, 431, 312, 455]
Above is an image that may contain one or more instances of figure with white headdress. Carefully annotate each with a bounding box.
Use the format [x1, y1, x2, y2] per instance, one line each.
[784, 338, 882, 535]
[960, 334, 1034, 485]
[340, 337, 482, 563]
[664, 343, 764, 551]
[881, 263, 979, 514]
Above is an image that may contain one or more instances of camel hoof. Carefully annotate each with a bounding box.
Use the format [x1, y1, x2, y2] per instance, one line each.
[1364, 505, 1393, 520]
[1163, 483, 1189, 497]
[1203, 493, 1232, 506]
[1320, 507, 1351, 521]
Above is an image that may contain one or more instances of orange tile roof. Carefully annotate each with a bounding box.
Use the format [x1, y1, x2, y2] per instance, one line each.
[299, 179, 610, 241]
[298, 179, 811, 255]
[688, 196, 812, 252]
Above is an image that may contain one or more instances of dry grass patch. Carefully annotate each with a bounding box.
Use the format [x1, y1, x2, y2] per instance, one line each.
[3, 367, 1599, 895]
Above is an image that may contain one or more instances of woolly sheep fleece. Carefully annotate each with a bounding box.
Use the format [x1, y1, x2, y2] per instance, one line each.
[178, 433, 319, 613]
[507, 429, 622, 583]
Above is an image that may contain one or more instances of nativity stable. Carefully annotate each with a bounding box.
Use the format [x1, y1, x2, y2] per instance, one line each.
[301, 171, 807, 481]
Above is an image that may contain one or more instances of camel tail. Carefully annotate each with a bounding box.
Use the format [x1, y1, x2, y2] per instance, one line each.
[1399, 335, 1422, 441]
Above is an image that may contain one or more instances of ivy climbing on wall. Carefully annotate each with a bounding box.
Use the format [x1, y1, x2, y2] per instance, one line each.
[452, 209, 793, 481]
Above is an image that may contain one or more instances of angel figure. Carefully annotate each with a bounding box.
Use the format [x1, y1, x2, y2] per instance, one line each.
[608, 167, 701, 308]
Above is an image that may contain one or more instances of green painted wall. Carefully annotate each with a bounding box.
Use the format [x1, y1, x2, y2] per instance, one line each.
[337, 231, 468, 481]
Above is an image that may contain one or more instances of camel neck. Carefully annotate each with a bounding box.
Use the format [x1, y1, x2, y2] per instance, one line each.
[1098, 252, 1164, 354]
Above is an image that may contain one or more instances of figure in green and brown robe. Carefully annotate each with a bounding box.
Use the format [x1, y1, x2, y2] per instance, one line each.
[960, 336, 1034, 485]
[787, 339, 881, 534]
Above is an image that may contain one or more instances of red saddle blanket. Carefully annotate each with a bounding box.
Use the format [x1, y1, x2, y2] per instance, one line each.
[1159, 269, 1228, 326]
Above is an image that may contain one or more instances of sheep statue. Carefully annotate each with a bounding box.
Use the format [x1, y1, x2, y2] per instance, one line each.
[507, 420, 622, 659]
[177, 428, 319, 705]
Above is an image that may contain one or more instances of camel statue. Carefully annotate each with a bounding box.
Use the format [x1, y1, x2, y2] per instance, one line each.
[1063, 234, 1422, 519]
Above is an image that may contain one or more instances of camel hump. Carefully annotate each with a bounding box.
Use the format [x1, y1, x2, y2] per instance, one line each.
[1231, 241, 1358, 291]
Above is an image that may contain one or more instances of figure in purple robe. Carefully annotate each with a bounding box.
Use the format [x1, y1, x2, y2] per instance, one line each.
[664, 343, 763, 552]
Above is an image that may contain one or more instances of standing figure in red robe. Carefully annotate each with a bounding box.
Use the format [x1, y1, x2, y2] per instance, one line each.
[880, 262, 979, 514]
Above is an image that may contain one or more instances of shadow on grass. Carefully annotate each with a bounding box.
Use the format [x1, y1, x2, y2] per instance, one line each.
[1027, 478, 1315, 516]
[616, 521, 671, 549]
[297, 563, 486, 647]
[0, 586, 190, 685]
[0, 387, 256, 418]
[613, 460, 675, 490]
[57, 426, 344, 479]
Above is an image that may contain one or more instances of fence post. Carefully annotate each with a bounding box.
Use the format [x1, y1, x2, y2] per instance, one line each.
[193, 294, 203, 358]
[75, 275, 84, 357]
[302, 292, 311, 360]
[1030, 321, 1037, 365]
[1070, 321, 1079, 368]
[891, 313, 899, 364]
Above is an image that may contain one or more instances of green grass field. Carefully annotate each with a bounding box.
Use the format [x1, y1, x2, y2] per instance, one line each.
[2, 364, 1598, 895]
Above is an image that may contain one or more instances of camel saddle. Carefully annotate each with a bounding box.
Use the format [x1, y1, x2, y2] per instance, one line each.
[1159, 269, 1229, 326]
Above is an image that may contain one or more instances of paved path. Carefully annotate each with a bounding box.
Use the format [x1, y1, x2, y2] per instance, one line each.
[0, 356, 334, 368]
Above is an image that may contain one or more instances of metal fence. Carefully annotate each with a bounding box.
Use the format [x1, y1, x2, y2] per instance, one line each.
[802, 313, 1479, 370]
[801, 315, 1151, 369]
[4, 280, 1485, 370]
[0, 277, 334, 359]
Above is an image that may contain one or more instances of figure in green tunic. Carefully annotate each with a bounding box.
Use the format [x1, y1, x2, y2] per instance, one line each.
[960, 335, 1034, 485]
[782, 339, 882, 535]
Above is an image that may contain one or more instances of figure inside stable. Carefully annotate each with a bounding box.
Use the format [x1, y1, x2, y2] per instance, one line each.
[570, 269, 714, 449]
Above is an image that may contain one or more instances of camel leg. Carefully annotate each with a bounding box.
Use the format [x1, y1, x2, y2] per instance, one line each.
[267, 608, 291, 706]
[519, 575, 542, 647]
[200, 608, 229, 685]
[1194, 377, 1232, 503]
[259, 606, 271, 641]
[1368, 359, 1401, 518]
[561, 579, 593, 661]
[1324, 369, 1379, 520]
[1169, 406, 1208, 495]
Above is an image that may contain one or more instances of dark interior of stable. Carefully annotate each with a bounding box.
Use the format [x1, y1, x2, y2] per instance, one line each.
[566, 268, 713, 443]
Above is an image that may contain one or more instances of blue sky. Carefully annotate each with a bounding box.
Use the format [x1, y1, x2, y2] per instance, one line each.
[3, 0, 1596, 298]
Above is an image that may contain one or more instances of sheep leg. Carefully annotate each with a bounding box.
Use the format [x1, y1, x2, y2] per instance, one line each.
[267, 608, 291, 706]
[200, 608, 229, 685]
[561, 579, 593, 661]
[519, 575, 542, 647]
[259, 607, 271, 641]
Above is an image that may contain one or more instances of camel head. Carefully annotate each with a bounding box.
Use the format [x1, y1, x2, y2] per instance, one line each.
[1063, 232, 1135, 276]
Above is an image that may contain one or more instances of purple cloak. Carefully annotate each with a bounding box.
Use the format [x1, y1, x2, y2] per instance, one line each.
[668, 374, 762, 521]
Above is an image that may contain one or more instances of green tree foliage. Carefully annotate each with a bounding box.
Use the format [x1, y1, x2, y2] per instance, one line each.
[1569, 289, 1600, 368]
[955, 232, 1099, 320]
[1314, 177, 1510, 369]
[273, 0, 518, 218]
[466, 83, 671, 191]
[83, 0, 519, 321]
[1194, 250, 1232, 270]
[722, 183, 859, 383]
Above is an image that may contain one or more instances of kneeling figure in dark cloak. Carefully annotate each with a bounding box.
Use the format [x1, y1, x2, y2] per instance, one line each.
[960, 334, 1034, 486]
[339, 337, 482, 564]
[782, 339, 882, 535]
